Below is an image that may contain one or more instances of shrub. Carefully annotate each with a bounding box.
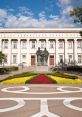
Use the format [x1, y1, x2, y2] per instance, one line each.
[7, 66, 18, 71]
[47, 72, 78, 79]
[67, 65, 82, 73]
[0, 68, 10, 74]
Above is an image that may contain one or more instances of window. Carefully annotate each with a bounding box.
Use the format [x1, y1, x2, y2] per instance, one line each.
[68, 41, 73, 49]
[12, 55, 17, 64]
[22, 55, 26, 59]
[21, 41, 27, 49]
[4, 55, 7, 63]
[59, 41, 63, 49]
[32, 41, 36, 48]
[12, 41, 17, 49]
[78, 55, 82, 63]
[41, 41, 45, 49]
[3, 41, 8, 49]
[77, 41, 82, 48]
[59, 55, 63, 63]
[68, 55, 72, 63]
[21, 54, 26, 63]
[50, 41, 54, 49]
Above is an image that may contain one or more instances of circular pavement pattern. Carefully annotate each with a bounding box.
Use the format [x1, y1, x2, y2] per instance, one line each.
[0, 85, 82, 117]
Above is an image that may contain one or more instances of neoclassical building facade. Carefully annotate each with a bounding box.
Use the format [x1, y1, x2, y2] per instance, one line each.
[0, 28, 82, 67]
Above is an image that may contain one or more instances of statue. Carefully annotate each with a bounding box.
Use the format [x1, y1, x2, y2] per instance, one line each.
[43, 48, 49, 66]
[36, 47, 42, 66]
[36, 47, 49, 66]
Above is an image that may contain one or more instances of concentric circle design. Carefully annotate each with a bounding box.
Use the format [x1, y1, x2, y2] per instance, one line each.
[1, 86, 29, 94]
[57, 86, 82, 92]
[0, 98, 25, 112]
[63, 98, 82, 111]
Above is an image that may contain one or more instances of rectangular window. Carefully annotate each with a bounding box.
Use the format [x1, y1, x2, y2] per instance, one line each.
[12, 55, 17, 64]
[41, 41, 45, 49]
[22, 55, 26, 59]
[21, 54, 26, 63]
[4, 55, 7, 63]
[59, 55, 63, 63]
[32, 41, 36, 48]
[78, 55, 82, 63]
[21, 41, 27, 49]
[12, 41, 17, 49]
[59, 41, 63, 49]
[77, 41, 82, 48]
[68, 55, 72, 63]
[68, 41, 73, 49]
[50, 41, 54, 49]
[3, 41, 8, 49]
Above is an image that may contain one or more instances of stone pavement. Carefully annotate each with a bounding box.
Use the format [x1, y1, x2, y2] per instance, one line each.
[0, 84, 82, 117]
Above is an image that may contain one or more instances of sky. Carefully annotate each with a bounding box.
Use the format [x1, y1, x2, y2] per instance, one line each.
[0, 0, 82, 28]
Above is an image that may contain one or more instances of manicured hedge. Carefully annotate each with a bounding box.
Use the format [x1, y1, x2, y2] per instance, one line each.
[47, 72, 78, 79]
[67, 66, 82, 73]
[8, 66, 18, 71]
[0, 68, 9, 74]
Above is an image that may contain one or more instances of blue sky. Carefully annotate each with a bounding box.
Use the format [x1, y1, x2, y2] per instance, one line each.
[0, 0, 82, 28]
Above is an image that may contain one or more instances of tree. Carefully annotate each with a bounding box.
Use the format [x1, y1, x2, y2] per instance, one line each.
[70, 6, 82, 24]
[70, 6, 82, 35]
[0, 51, 6, 66]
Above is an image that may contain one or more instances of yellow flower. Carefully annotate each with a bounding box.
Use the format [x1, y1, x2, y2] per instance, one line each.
[48, 75, 82, 84]
[0, 76, 34, 84]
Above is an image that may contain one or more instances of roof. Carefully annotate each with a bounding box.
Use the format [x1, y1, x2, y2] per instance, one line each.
[0, 28, 82, 33]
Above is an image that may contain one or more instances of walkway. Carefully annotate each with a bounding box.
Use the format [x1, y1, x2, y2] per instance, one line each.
[0, 84, 82, 117]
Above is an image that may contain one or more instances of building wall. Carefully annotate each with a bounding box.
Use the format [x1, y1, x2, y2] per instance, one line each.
[0, 28, 82, 67]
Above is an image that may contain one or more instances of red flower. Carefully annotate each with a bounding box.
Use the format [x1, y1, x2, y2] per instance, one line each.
[29, 74, 53, 84]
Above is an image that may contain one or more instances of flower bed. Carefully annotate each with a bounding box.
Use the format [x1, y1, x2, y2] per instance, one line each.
[48, 75, 82, 84]
[0, 76, 34, 84]
[29, 74, 54, 84]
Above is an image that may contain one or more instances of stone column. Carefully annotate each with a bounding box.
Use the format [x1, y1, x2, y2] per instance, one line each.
[0, 39, 2, 51]
[73, 40, 75, 64]
[46, 39, 49, 66]
[18, 39, 21, 65]
[8, 39, 11, 66]
[74, 39, 77, 65]
[64, 39, 68, 64]
[27, 39, 30, 66]
[55, 39, 59, 65]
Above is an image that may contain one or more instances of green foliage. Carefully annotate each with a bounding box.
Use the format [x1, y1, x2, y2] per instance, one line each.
[70, 6, 82, 24]
[6, 71, 38, 79]
[7, 66, 18, 71]
[47, 72, 78, 80]
[0, 51, 6, 64]
[0, 68, 10, 74]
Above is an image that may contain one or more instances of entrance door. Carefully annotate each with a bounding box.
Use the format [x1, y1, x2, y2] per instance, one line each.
[49, 55, 54, 65]
[31, 55, 35, 65]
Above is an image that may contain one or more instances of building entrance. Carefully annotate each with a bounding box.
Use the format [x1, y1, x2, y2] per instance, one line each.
[31, 55, 35, 65]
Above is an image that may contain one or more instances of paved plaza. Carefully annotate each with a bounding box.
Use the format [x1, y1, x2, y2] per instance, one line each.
[0, 84, 82, 117]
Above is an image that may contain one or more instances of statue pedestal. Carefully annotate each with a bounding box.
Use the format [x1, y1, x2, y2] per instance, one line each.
[36, 66, 49, 72]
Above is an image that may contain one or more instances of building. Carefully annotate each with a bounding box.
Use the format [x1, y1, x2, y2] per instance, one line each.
[0, 28, 82, 67]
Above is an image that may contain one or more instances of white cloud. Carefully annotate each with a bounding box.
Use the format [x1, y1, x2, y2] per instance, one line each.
[59, 0, 71, 6]
[18, 6, 33, 16]
[0, 9, 7, 18]
[0, 8, 80, 28]
[39, 11, 46, 19]
[62, 6, 73, 15]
